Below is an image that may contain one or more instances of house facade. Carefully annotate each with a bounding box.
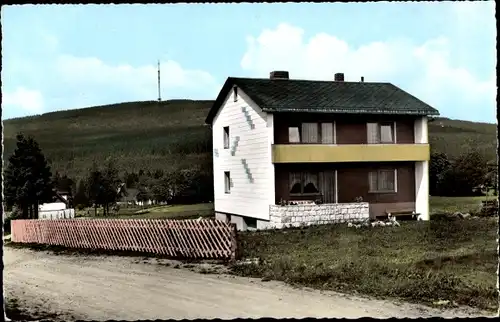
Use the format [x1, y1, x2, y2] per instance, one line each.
[205, 71, 439, 231]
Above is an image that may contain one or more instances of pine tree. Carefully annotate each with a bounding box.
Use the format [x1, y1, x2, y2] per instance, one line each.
[73, 180, 89, 208]
[4, 133, 53, 219]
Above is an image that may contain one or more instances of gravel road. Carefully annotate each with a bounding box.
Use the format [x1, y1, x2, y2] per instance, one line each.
[3, 246, 491, 320]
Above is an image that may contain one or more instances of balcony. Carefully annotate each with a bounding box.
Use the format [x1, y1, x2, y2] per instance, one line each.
[271, 144, 430, 163]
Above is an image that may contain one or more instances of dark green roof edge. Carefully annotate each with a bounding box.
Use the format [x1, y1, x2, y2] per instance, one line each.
[262, 107, 439, 115]
[205, 77, 440, 124]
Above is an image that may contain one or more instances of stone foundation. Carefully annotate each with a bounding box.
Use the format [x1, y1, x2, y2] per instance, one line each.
[269, 202, 370, 229]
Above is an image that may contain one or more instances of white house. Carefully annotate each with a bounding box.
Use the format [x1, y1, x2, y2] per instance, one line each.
[205, 71, 439, 231]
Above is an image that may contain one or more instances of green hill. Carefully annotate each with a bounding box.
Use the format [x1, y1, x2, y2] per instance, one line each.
[3, 100, 497, 182]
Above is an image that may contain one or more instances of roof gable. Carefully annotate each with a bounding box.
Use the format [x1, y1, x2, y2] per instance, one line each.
[205, 77, 439, 124]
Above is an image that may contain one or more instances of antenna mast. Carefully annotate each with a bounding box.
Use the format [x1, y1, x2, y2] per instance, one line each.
[157, 60, 161, 102]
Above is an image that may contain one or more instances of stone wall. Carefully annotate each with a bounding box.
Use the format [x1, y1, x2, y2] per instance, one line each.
[269, 202, 370, 229]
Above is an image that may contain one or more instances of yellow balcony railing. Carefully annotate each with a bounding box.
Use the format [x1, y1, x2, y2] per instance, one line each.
[272, 144, 430, 163]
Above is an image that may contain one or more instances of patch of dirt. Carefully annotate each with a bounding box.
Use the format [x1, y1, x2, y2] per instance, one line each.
[4, 246, 493, 320]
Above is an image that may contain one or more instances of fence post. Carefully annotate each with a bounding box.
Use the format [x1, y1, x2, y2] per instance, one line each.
[230, 223, 238, 262]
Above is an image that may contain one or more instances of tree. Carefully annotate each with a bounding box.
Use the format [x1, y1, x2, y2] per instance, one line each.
[73, 180, 89, 208]
[484, 161, 498, 196]
[85, 164, 105, 216]
[101, 160, 121, 215]
[4, 133, 53, 219]
[438, 150, 488, 197]
[85, 160, 122, 216]
[136, 175, 152, 207]
[123, 171, 139, 188]
[149, 175, 172, 203]
[429, 152, 451, 196]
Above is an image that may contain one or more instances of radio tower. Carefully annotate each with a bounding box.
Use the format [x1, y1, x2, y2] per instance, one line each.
[157, 60, 161, 102]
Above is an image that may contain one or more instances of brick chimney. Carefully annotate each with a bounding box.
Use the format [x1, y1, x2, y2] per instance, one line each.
[270, 71, 290, 80]
[334, 73, 344, 82]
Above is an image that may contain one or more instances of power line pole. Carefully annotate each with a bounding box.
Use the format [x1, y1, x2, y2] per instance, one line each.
[157, 60, 161, 102]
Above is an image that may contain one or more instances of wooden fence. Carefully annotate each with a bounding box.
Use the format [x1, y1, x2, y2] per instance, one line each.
[11, 219, 237, 260]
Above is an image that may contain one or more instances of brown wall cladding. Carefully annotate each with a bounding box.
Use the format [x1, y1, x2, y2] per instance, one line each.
[336, 162, 415, 204]
[11, 219, 238, 260]
[274, 162, 416, 217]
[273, 113, 416, 144]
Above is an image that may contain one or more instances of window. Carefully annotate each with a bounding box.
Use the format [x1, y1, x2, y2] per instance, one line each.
[223, 126, 230, 149]
[233, 86, 238, 102]
[288, 122, 335, 144]
[367, 122, 395, 144]
[289, 172, 320, 195]
[288, 126, 301, 143]
[368, 169, 397, 193]
[321, 123, 334, 144]
[301, 123, 319, 143]
[224, 171, 231, 194]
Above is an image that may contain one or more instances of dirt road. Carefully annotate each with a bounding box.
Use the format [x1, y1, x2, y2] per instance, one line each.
[3, 247, 490, 320]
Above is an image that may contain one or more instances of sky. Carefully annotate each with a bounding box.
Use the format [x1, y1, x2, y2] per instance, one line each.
[1, 2, 497, 122]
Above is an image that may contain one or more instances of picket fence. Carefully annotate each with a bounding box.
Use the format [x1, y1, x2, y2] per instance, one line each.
[11, 219, 237, 260]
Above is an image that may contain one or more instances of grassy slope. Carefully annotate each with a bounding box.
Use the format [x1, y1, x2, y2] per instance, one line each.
[3, 100, 497, 181]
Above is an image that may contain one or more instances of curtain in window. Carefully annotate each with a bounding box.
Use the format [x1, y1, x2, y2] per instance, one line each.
[321, 123, 334, 144]
[368, 171, 377, 191]
[303, 172, 319, 193]
[380, 124, 393, 143]
[379, 170, 395, 191]
[367, 123, 379, 144]
[319, 170, 335, 203]
[302, 123, 319, 143]
[288, 127, 301, 143]
[223, 128, 230, 148]
[224, 172, 230, 192]
[289, 172, 302, 193]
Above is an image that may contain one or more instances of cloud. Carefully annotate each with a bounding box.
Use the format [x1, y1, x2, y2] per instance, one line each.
[2, 87, 45, 115]
[2, 27, 220, 118]
[3, 50, 221, 118]
[54, 55, 219, 99]
[240, 23, 496, 122]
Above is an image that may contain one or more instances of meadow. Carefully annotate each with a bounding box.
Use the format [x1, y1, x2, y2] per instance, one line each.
[232, 213, 498, 311]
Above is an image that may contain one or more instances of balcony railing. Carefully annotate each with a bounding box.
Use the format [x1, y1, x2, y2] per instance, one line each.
[272, 143, 430, 163]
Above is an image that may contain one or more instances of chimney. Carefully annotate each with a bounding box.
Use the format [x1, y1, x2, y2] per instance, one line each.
[270, 71, 290, 80]
[334, 73, 344, 82]
[361, 76, 364, 82]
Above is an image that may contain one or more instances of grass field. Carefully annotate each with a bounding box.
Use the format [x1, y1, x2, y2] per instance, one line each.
[77, 203, 215, 220]
[429, 195, 496, 214]
[232, 217, 498, 311]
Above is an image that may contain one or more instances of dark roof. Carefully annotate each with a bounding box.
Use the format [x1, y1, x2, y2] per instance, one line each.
[205, 77, 440, 124]
[53, 191, 70, 205]
[119, 188, 139, 202]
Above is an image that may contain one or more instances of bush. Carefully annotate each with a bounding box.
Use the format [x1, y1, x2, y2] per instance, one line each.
[76, 204, 86, 211]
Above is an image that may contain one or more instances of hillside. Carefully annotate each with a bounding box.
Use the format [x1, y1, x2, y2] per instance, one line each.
[3, 100, 497, 181]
